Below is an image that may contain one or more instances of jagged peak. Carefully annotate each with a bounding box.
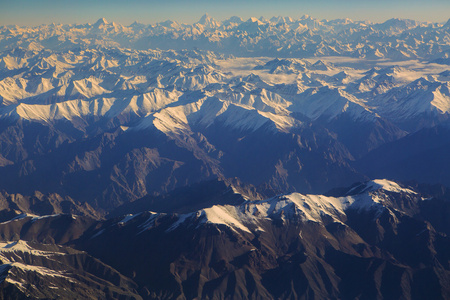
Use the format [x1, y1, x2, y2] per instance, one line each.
[196, 13, 220, 28]
[198, 13, 212, 23]
[94, 17, 109, 27]
[444, 18, 450, 28]
[246, 17, 264, 24]
[347, 179, 416, 195]
[223, 16, 244, 24]
[300, 14, 313, 20]
[130, 20, 144, 27]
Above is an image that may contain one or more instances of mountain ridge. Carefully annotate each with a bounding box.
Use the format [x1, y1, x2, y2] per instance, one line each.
[2, 179, 450, 299]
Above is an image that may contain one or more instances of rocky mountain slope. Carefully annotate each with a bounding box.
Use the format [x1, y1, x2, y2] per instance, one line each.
[0, 35, 449, 213]
[1, 15, 450, 298]
[1, 180, 450, 299]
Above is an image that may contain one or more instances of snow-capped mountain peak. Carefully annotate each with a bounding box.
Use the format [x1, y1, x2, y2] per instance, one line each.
[159, 179, 420, 234]
[94, 18, 109, 27]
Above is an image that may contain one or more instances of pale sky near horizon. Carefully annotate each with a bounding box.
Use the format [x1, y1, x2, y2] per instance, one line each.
[1, 0, 449, 26]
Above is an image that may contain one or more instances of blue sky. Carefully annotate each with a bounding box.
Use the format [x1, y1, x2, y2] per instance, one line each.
[1, 0, 450, 26]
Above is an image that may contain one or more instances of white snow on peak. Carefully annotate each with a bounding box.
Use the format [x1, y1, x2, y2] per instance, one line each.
[260, 193, 347, 223]
[1, 27, 450, 135]
[163, 179, 419, 234]
[198, 206, 253, 233]
[290, 86, 375, 121]
[196, 14, 221, 29]
[431, 83, 450, 113]
[361, 179, 417, 194]
[167, 193, 346, 233]
[373, 79, 450, 120]
[0, 240, 66, 258]
[137, 95, 301, 135]
[0, 240, 37, 253]
[118, 213, 142, 224]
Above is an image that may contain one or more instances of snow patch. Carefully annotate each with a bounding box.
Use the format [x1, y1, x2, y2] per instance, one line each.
[362, 179, 416, 194]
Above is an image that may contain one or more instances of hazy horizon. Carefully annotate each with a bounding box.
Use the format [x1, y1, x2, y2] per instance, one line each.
[1, 0, 450, 27]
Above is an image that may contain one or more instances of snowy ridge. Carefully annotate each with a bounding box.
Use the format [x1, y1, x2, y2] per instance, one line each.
[1, 181, 423, 237]
[0, 240, 72, 291]
[0, 239, 139, 298]
[137, 95, 302, 134]
[1, 45, 450, 135]
[290, 86, 376, 121]
[0, 240, 63, 258]
[9, 14, 441, 60]
[374, 79, 450, 120]
[359, 179, 417, 194]
[0, 213, 36, 224]
[126, 179, 419, 234]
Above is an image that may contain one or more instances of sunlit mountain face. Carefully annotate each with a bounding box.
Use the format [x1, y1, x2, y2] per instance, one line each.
[1, 15, 450, 299]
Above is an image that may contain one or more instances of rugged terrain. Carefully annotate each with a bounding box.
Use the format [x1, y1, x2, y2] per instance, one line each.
[1, 15, 450, 298]
[1, 180, 450, 299]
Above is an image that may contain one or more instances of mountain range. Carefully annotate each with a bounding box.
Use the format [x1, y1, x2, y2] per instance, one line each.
[1, 15, 450, 299]
[2, 14, 450, 60]
[2, 180, 450, 298]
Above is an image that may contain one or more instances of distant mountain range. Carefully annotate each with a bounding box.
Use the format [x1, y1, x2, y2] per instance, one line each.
[1, 14, 450, 61]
